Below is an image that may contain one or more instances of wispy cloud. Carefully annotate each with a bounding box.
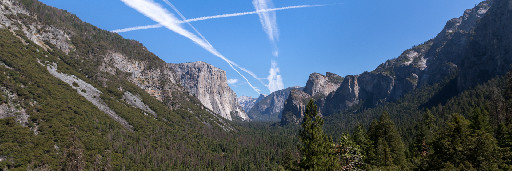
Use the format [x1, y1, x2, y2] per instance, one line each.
[120, 0, 262, 93]
[162, 0, 210, 45]
[253, 0, 285, 93]
[112, 4, 325, 33]
[112, 24, 162, 33]
[267, 60, 284, 92]
[253, 0, 277, 42]
[227, 79, 239, 85]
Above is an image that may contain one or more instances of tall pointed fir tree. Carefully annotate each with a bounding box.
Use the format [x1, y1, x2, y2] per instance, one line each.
[352, 123, 373, 167]
[429, 113, 501, 170]
[336, 133, 364, 170]
[368, 112, 406, 168]
[299, 100, 339, 170]
[411, 110, 436, 169]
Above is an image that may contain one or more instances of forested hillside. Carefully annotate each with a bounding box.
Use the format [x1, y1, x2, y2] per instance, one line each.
[0, 0, 511, 170]
[0, 0, 297, 169]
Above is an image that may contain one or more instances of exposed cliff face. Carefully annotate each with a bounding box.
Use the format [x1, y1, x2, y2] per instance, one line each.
[0, 0, 237, 131]
[280, 89, 311, 125]
[303, 72, 343, 98]
[170, 62, 249, 121]
[281, 73, 343, 123]
[282, 0, 509, 125]
[457, 0, 512, 90]
[247, 87, 301, 122]
[237, 96, 259, 113]
[101, 52, 181, 103]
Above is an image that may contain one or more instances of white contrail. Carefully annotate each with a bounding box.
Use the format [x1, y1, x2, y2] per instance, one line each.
[253, 0, 277, 43]
[112, 24, 162, 33]
[253, 0, 279, 57]
[161, 0, 267, 92]
[120, 0, 262, 94]
[253, 0, 285, 93]
[112, 4, 325, 33]
[184, 4, 324, 23]
[267, 60, 284, 92]
[162, 0, 210, 45]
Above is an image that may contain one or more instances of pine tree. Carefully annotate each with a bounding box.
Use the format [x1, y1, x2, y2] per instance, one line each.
[497, 123, 512, 169]
[335, 133, 363, 170]
[368, 112, 406, 168]
[411, 110, 436, 169]
[298, 100, 339, 170]
[429, 113, 501, 170]
[352, 123, 373, 167]
[470, 107, 492, 132]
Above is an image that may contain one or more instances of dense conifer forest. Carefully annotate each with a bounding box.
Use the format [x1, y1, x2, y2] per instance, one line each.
[0, 0, 511, 170]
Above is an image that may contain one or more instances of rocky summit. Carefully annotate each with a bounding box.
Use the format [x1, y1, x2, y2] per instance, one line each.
[245, 87, 302, 122]
[281, 0, 512, 125]
[281, 72, 343, 125]
[1, 0, 512, 170]
[170, 61, 248, 121]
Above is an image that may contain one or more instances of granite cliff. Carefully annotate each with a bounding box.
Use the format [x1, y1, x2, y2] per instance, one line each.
[170, 62, 248, 121]
[281, 72, 343, 124]
[245, 87, 302, 122]
[281, 0, 512, 125]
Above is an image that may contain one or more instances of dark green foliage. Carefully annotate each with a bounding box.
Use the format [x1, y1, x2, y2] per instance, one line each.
[0, 19, 297, 170]
[335, 133, 363, 170]
[367, 112, 406, 168]
[299, 100, 339, 170]
[497, 123, 512, 169]
[352, 123, 373, 167]
[470, 107, 492, 132]
[410, 110, 436, 170]
[428, 114, 501, 170]
[2, 0, 512, 170]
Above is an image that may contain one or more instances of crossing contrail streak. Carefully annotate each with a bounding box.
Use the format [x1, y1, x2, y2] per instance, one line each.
[112, 4, 325, 33]
[162, 0, 210, 45]
[161, 0, 267, 92]
[120, 0, 262, 94]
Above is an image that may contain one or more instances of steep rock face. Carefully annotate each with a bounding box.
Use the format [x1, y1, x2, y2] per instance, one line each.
[282, 0, 502, 125]
[169, 62, 248, 121]
[237, 95, 259, 113]
[0, 0, 235, 131]
[323, 0, 495, 116]
[303, 72, 343, 98]
[458, 0, 512, 90]
[280, 73, 343, 123]
[281, 89, 311, 125]
[102, 52, 180, 103]
[323, 75, 360, 115]
[247, 87, 301, 121]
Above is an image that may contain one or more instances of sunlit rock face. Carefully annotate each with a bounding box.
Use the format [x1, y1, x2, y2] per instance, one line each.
[170, 61, 248, 121]
[282, 0, 512, 125]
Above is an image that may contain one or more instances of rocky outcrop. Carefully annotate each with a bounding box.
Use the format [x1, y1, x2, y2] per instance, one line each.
[169, 62, 249, 121]
[123, 91, 157, 117]
[280, 89, 311, 125]
[282, 0, 505, 125]
[247, 87, 301, 122]
[0, 87, 28, 126]
[457, 0, 512, 90]
[46, 63, 134, 130]
[0, 0, 242, 128]
[303, 72, 343, 98]
[280, 73, 343, 123]
[238, 95, 263, 113]
[102, 52, 180, 103]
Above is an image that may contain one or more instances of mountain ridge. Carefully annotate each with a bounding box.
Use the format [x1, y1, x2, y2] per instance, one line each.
[281, 0, 505, 125]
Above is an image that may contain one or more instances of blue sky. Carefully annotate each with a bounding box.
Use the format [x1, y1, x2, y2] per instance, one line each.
[40, 0, 483, 97]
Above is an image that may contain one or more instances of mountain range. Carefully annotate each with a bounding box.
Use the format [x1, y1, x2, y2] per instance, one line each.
[1, 0, 511, 169]
[238, 0, 512, 126]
